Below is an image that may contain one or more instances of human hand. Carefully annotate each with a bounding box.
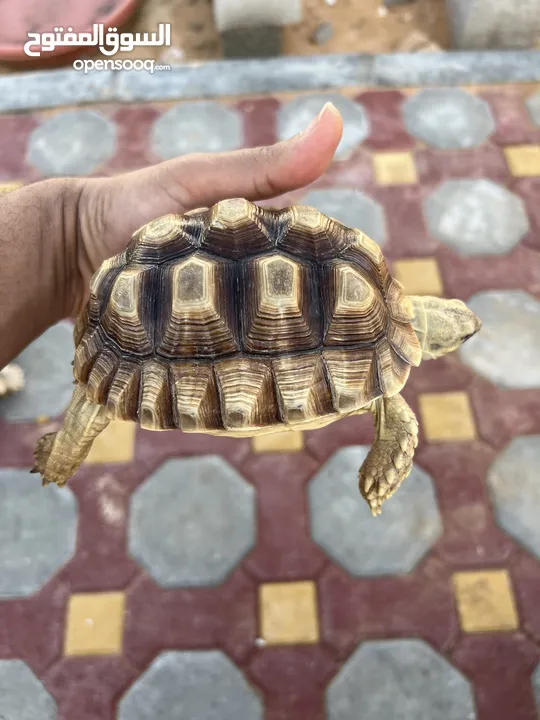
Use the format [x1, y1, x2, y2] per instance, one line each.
[72, 102, 343, 315]
[0, 101, 341, 368]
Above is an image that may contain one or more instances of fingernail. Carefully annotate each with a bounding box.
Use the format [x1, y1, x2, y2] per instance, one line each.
[302, 101, 340, 135]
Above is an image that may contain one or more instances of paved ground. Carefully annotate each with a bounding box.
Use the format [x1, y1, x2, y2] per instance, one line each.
[1, 84, 540, 719]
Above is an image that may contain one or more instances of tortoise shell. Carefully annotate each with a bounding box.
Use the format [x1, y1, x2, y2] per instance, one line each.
[72, 199, 421, 434]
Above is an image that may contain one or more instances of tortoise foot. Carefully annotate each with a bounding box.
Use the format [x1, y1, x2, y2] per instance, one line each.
[359, 447, 414, 516]
[359, 394, 418, 516]
[33, 432, 66, 487]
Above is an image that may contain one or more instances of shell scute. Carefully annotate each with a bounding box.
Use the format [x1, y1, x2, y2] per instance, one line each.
[169, 361, 222, 431]
[106, 361, 140, 421]
[323, 347, 380, 411]
[200, 199, 275, 259]
[101, 265, 156, 356]
[139, 361, 174, 430]
[156, 253, 239, 359]
[278, 204, 354, 262]
[78, 199, 421, 432]
[322, 260, 387, 346]
[214, 358, 280, 430]
[242, 254, 322, 354]
[129, 214, 195, 263]
[273, 353, 334, 424]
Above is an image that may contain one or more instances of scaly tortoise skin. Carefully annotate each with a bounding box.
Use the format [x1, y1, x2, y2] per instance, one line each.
[33, 199, 481, 515]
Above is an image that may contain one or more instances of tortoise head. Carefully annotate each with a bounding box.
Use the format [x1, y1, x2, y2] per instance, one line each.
[408, 296, 481, 360]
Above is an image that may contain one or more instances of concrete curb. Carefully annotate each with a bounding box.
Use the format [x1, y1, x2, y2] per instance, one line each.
[2, 51, 540, 113]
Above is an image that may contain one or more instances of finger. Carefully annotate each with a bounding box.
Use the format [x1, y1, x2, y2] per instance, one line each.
[81, 102, 342, 275]
[126, 101, 343, 216]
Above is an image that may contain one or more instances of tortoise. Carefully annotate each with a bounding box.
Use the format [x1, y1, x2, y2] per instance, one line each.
[33, 199, 481, 515]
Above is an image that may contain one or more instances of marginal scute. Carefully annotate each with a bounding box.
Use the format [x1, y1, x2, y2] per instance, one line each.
[86, 348, 119, 405]
[157, 254, 238, 358]
[129, 213, 194, 263]
[101, 265, 155, 355]
[139, 361, 174, 430]
[376, 339, 411, 397]
[87, 250, 128, 325]
[73, 328, 104, 383]
[387, 320, 422, 367]
[214, 358, 279, 430]
[243, 254, 322, 353]
[387, 278, 413, 323]
[341, 230, 391, 295]
[201, 198, 274, 258]
[169, 361, 222, 431]
[351, 230, 384, 266]
[323, 348, 380, 411]
[273, 353, 334, 423]
[278, 204, 353, 261]
[323, 261, 386, 345]
[184, 206, 208, 216]
[73, 306, 89, 347]
[106, 361, 140, 421]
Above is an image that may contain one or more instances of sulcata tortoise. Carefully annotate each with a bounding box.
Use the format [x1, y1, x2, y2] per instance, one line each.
[33, 199, 481, 515]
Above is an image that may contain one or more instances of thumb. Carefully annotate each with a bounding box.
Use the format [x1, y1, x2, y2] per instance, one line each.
[80, 102, 342, 273]
[154, 100, 344, 208]
[122, 101, 343, 219]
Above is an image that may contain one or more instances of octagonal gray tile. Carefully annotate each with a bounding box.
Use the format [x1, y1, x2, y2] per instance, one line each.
[0, 660, 57, 720]
[278, 93, 370, 159]
[308, 446, 442, 576]
[151, 101, 242, 160]
[424, 179, 529, 256]
[327, 639, 475, 720]
[488, 435, 540, 558]
[27, 110, 116, 176]
[0, 469, 77, 598]
[532, 662, 540, 713]
[0, 321, 75, 422]
[403, 88, 495, 149]
[526, 92, 540, 127]
[301, 188, 387, 245]
[459, 291, 540, 389]
[128, 456, 255, 587]
[118, 651, 262, 720]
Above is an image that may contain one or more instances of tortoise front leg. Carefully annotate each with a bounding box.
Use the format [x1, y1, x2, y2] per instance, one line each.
[358, 393, 418, 516]
[33, 383, 110, 487]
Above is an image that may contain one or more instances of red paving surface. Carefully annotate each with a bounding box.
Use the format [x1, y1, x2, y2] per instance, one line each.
[0, 84, 540, 719]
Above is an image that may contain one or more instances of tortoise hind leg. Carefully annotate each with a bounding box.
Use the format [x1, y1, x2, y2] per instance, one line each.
[358, 393, 418, 516]
[33, 383, 110, 487]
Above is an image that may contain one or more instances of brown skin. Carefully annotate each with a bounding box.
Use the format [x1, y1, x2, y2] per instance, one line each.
[0, 102, 343, 369]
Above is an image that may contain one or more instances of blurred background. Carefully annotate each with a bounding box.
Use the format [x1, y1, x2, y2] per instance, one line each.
[1, 1, 540, 719]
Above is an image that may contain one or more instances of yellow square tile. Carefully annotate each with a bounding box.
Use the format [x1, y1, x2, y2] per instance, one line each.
[418, 391, 476, 442]
[64, 592, 125, 656]
[373, 151, 418, 186]
[252, 431, 304, 453]
[504, 145, 540, 177]
[453, 570, 519, 633]
[392, 258, 444, 296]
[85, 420, 135, 464]
[259, 581, 319, 645]
[0, 181, 23, 195]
